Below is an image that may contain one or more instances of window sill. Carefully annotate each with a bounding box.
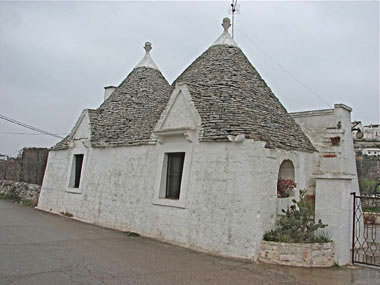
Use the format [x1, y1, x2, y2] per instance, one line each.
[65, 188, 82, 194]
[152, 198, 185, 209]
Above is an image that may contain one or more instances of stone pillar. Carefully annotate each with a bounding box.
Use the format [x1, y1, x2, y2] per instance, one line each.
[314, 104, 360, 265]
[315, 176, 354, 265]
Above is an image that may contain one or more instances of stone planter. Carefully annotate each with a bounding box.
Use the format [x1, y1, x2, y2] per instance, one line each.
[258, 240, 335, 267]
[276, 197, 293, 216]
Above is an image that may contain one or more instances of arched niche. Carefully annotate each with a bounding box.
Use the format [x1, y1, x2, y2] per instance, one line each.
[278, 160, 295, 180]
[277, 160, 296, 198]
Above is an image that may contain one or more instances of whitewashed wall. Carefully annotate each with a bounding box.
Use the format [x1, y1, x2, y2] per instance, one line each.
[38, 137, 313, 259]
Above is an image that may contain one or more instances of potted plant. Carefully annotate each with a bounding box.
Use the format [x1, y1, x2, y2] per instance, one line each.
[259, 190, 335, 267]
[276, 178, 296, 215]
[277, 178, 296, 198]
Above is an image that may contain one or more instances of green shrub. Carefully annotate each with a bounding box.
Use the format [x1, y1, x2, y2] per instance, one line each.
[362, 206, 380, 213]
[0, 192, 37, 207]
[22, 199, 37, 208]
[0, 192, 21, 202]
[61, 212, 74, 217]
[125, 231, 140, 237]
[264, 190, 329, 243]
[359, 178, 379, 195]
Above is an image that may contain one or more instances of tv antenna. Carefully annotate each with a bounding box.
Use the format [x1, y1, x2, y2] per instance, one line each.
[229, 0, 240, 39]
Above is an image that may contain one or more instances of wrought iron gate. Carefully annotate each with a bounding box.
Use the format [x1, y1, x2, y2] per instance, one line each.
[352, 192, 380, 266]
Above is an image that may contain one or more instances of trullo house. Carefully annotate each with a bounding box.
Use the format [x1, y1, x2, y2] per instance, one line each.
[38, 18, 359, 265]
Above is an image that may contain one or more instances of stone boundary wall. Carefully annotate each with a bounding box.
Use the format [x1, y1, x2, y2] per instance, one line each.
[0, 158, 18, 181]
[0, 180, 41, 206]
[258, 241, 335, 267]
[0, 148, 48, 185]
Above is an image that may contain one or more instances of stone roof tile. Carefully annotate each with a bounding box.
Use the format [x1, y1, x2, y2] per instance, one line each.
[90, 67, 172, 147]
[52, 67, 172, 150]
[173, 43, 316, 152]
[53, 24, 315, 153]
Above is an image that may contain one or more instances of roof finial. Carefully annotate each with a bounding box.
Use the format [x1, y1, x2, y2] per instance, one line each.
[212, 18, 238, 47]
[135, 41, 159, 70]
[144, 42, 152, 53]
[222, 17, 231, 32]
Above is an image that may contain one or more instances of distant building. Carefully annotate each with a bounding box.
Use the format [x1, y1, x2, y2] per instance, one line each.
[352, 122, 380, 156]
[0, 154, 9, 161]
[363, 124, 380, 140]
[362, 148, 380, 156]
[352, 122, 380, 141]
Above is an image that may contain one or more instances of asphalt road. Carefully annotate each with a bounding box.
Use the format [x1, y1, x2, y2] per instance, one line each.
[1, 199, 380, 285]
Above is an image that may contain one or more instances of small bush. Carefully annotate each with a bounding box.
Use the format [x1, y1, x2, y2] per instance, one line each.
[60, 211, 74, 217]
[125, 231, 140, 237]
[359, 178, 378, 195]
[0, 192, 21, 203]
[363, 207, 380, 213]
[22, 199, 37, 208]
[316, 229, 333, 242]
[264, 190, 329, 243]
[0, 192, 37, 207]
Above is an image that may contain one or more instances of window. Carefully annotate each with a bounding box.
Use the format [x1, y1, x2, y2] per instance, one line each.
[70, 154, 84, 188]
[152, 132, 194, 208]
[165, 153, 185, 200]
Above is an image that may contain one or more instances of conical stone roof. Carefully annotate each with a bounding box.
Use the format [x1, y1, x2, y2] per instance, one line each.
[173, 18, 315, 152]
[53, 42, 172, 149]
[54, 22, 315, 152]
[90, 70, 172, 147]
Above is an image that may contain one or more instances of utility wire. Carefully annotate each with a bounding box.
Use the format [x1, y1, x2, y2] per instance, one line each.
[230, 0, 238, 39]
[0, 114, 63, 139]
[236, 27, 333, 109]
[0, 131, 67, 136]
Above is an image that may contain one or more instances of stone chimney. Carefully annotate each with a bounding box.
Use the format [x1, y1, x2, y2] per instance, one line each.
[104, 86, 116, 101]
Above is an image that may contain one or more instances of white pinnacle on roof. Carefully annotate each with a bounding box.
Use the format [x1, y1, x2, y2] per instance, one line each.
[212, 17, 238, 47]
[135, 42, 159, 70]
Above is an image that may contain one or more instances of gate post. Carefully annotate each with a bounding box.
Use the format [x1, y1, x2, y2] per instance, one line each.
[351, 192, 356, 264]
[315, 177, 355, 265]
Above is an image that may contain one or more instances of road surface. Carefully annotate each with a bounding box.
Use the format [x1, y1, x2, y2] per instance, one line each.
[0, 200, 379, 284]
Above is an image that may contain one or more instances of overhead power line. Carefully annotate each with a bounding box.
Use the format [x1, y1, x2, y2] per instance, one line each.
[0, 131, 67, 136]
[0, 113, 64, 139]
[236, 27, 333, 109]
[229, 0, 240, 39]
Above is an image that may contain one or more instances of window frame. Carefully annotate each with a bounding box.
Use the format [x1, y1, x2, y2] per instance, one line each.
[66, 149, 88, 194]
[72, 154, 84, 188]
[164, 152, 185, 200]
[153, 135, 194, 209]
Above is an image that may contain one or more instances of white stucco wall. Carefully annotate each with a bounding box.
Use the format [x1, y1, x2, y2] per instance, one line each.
[39, 137, 313, 260]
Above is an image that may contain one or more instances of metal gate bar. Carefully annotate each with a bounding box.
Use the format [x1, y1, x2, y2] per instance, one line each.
[351, 192, 380, 267]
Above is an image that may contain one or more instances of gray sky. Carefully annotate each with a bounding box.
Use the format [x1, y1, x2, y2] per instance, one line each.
[0, 1, 379, 156]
